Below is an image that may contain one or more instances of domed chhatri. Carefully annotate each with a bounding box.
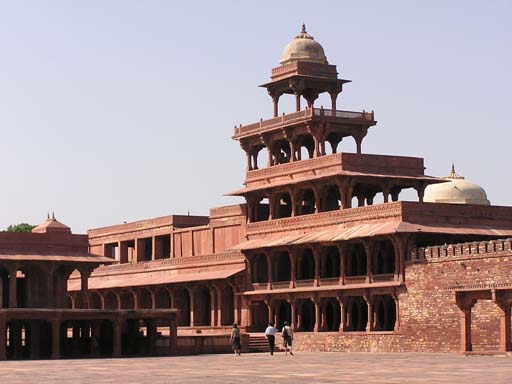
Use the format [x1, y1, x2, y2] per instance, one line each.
[279, 24, 328, 65]
[424, 164, 490, 205]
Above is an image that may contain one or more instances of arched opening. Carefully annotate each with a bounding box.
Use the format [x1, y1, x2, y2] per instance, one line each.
[346, 243, 367, 277]
[324, 299, 340, 331]
[89, 291, 103, 309]
[321, 185, 341, 212]
[155, 288, 171, 308]
[273, 192, 293, 219]
[221, 286, 235, 326]
[277, 300, 292, 330]
[345, 297, 368, 332]
[138, 289, 153, 309]
[251, 197, 270, 222]
[373, 295, 396, 331]
[252, 253, 268, 284]
[174, 288, 191, 326]
[250, 145, 264, 170]
[193, 286, 211, 326]
[299, 299, 315, 332]
[297, 188, 316, 215]
[296, 135, 314, 160]
[297, 248, 315, 280]
[374, 240, 396, 275]
[120, 291, 135, 309]
[274, 252, 291, 282]
[325, 132, 342, 155]
[104, 291, 118, 310]
[321, 246, 340, 279]
[271, 139, 291, 165]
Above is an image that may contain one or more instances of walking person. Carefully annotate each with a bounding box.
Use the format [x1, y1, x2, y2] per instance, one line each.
[282, 321, 294, 356]
[264, 322, 277, 355]
[230, 323, 242, 356]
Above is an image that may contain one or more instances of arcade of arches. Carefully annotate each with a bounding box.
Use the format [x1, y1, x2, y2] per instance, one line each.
[71, 282, 240, 329]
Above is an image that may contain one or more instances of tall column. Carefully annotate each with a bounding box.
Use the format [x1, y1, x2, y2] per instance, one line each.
[210, 287, 216, 327]
[265, 300, 273, 324]
[147, 320, 157, 356]
[266, 252, 273, 290]
[268, 193, 275, 220]
[365, 294, 373, 333]
[416, 184, 425, 203]
[169, 319, 177, 356]
[289, 249, 296, 289]
[289, 189, 297, 216]
[232, 287, 240, 325]
[30, 320, 40, 359]
[393, 293, 400, 331]
[216, 286, 222, 327]
[266, 146, 273, 167]
[11, 321, 22, 359]
[188, 288, 195, 327]
[288, 297, 296, 331]
[295, 92, 301, 112]
[313, 297, 320, 332]
[364, 241, 374, 284]
[337, 244, 346, 285]
[113, 318, 122, 358]
[80, 269, 91, 309]
[329, 91, 338, 113]
[151, 236, 157, 261]
[51, 319, 61, 359]
[8, 267, 17, 308]
[336, 294, 344, 332]
[313, 247, 320, 287]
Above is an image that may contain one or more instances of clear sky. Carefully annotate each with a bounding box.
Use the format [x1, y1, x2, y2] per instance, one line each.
[1, 1, 510, 233]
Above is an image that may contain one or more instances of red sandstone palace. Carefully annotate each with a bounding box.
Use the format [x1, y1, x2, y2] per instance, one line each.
[4, 26, 512, 358]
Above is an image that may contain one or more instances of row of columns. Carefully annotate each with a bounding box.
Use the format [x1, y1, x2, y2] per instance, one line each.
[0, 316, 177, 360]
[249, 292, 399, 333]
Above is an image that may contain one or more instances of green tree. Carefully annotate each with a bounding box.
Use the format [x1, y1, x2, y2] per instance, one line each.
[5, 223, 35, 233]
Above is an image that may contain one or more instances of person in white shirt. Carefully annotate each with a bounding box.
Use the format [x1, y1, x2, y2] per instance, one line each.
[264, 322, 277, 355]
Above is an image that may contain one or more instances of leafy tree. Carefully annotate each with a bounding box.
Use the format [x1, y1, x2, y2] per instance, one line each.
[5, 223, 35, 233]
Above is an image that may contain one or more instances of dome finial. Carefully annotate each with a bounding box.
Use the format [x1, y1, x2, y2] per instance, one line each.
[301, 23, 306, 34]
[447, 162, 464, 179]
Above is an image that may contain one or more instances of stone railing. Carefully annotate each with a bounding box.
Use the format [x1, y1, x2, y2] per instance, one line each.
[210, 204, 246, 219]
[247, 202, 403, 236]
[85, 251, 245, 277]
[410, 238, 512, 262]
[233, 107, 374, 138]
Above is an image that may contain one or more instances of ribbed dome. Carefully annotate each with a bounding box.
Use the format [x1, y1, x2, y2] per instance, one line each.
[424, 165, 490, 205]
[279, 24, 328, 65]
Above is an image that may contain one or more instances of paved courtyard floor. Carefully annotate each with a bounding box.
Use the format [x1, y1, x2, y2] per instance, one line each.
[0, 352, 510, 384]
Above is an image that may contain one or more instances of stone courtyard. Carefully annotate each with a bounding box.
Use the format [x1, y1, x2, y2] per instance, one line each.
[0, 352, 510, 384]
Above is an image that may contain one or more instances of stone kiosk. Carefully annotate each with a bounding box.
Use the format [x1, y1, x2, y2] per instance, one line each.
[0, 215, 177, 359]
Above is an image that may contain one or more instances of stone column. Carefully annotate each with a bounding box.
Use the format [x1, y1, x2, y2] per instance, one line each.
[119, 241, 129, 264]
[313, 297, 320, 333]
[51, 319, 61, 359]
[147, 320, 157, 356]
[209, 287, 216, 327]
[288, 297, 296, 331]
[188, 288, 195, 327]
[80, 269, 91, 309]
[365, 295, 373, 333]
[313, 247, 320, 287]
[113, 318, 122, 358]
[30, 320, 40, 359]
[266, 252, 273, 290]
[91, 321, 101, 357]
[265, 299, 273, 324]
[11, 321, 22, 359]
[393, 293, 400, 331]
[337, 244, 346, 285]
[169, 319, 177, 356]
[289, 249, 296, 289]
[216, 286, 222, 327]
[364, 241, 374, 284]
[8, 267, 17, 308]
[336, 294, 345, 332]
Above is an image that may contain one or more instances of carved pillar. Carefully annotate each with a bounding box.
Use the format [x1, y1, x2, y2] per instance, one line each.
[188, 287, 195, 327]
[210, 287, 216, 327]
[216, 286, 223, 327]
[416, 183, 426, 203]
[288, 296, 296, 331]
[364, 241, 374, 284]
[268, 193, 275, 220]
[312, 247, 320, 287]
[382, 187, 390, 203]
[312, 297, 320, 332]
[337, 243, 346, 285]
[295, 92, 301, 112]
[266, 251, 273, 290]
[336, 294, 345, 332]
[329, 91, 338, 113]
[364, 294, 373, 333]
[393, 291, 400, 331]
[289, 249, 296, 289]
[264, 299, 274, 324]
[289, 188, 297, 217]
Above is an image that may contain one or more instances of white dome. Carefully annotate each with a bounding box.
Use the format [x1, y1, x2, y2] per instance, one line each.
[280, 24, 328, 65]
[424, 165, 490, 205]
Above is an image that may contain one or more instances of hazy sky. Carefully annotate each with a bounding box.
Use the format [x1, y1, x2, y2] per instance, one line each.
[1, 1, 511, 233]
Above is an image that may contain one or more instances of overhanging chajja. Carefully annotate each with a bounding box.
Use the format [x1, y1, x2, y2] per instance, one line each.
[228, 221, 512, 251]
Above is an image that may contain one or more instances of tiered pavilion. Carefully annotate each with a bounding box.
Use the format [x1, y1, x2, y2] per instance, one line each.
[63, 26, 512, 354]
